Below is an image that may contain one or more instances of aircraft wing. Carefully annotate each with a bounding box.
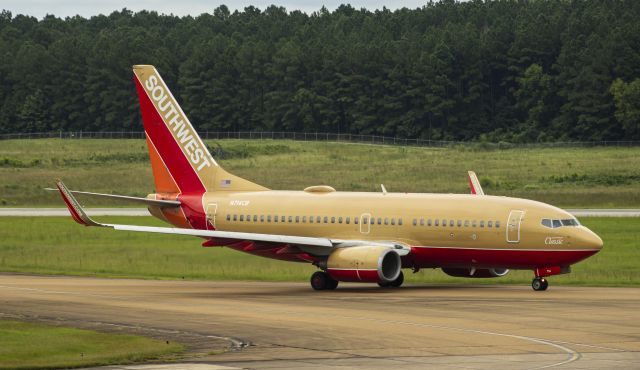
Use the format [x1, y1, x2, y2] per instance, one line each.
[468, 171, 485, 195]
[46, 187, 180, 207]
[55, 180, 410, 257]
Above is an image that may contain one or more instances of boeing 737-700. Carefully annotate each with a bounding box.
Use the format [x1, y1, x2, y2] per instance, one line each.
[55, 65, 603, 291]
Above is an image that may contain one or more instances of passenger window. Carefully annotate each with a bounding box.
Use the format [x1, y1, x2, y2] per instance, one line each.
[464, 220, 469, 227]
[246, 215, 251, 221]
[288, 216, 292, 223]
[226, 214, 231, 221]
[488, 221, 493, 228]
[428, 219, 432, 226]
[302, 216, 307, 223]
[495, 220, 500, 228]
[384, 218, 389, 225]
[420, 218, 425, 226]
[391, 218, 395, 225]
[480, 220, 485, 228]
[281, 216, 285, 222]
[363, 217, 368, 225]
[338, 217, 343, 224]
[324, 216, 328, 223]
[331, 217, 335, 224]
[274, 215, 278, 223]
[449, 220, 454, 227]
[254, 215, 258, 222]
[472, 220, 477, 227]
[240, 215, 244, 221]
[260, 215, 265, 222]
[233, 215, 237, 221]
[346, 216, 350, 224]
[457, 220, 462, 227]
[267, 215, 271, 222]
[378, 218, 382, 225]
[354, 217, 359, 224]
[295, 216, 300, 223]
[552, 219, 562, 228]
[435, 219, 439, 226]
[399, 218, 403, 226]
[442, 219, 447, 227]
[309, 216, 313, 223]
[413, 219, 417, 226]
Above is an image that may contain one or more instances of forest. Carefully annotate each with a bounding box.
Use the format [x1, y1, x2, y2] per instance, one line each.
[0, 0, 639, 142]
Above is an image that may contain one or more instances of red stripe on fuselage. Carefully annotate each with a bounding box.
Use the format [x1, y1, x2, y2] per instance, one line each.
[409, 246, 599, 269]
[134, 76, 207, 229]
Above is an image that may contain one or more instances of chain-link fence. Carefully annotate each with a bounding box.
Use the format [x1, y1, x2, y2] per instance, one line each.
[1, 131, 639, 148]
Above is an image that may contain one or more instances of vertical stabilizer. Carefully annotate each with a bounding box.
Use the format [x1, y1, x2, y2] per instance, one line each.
[132, 65, 268, 194]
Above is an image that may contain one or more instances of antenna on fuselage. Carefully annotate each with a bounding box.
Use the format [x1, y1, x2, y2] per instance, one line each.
[380, 184, 388, 195]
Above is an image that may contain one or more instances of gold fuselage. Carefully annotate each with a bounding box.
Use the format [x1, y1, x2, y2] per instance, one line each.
[194, 190, 602, 253]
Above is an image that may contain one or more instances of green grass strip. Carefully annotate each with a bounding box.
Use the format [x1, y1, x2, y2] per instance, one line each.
[0, 216, 637, 286]
[0, 320, 183, 370]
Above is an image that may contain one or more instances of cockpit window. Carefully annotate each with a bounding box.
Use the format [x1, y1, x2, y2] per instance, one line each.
[541, 218, 580, 228]
[561, 219, 580, 226]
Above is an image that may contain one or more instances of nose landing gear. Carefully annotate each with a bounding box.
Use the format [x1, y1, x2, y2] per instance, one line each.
[532, 277, 549, 291]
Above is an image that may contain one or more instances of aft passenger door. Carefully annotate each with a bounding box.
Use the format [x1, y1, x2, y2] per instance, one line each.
[206, 203, 218, 230]
[506, 210, 525, 243]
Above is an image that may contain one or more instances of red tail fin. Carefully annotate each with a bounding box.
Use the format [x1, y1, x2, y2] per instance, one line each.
[132, 65, 266, 194]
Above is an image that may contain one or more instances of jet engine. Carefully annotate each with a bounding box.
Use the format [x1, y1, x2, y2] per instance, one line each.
[324, 246, 401, 283]
[441, 267, 509, 278]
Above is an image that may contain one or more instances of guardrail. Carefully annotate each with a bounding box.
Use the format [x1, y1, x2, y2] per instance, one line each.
[1, 131, 639, 148]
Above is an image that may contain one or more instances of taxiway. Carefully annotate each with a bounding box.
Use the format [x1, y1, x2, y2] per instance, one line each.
[1, 275, 638, 369]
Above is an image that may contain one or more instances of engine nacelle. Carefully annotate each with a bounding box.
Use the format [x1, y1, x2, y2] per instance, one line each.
[441, 267, 510, 278]
[325, 246, 401, 283]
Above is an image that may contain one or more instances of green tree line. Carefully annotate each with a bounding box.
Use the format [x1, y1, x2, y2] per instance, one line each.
[1, 1, 639, 141]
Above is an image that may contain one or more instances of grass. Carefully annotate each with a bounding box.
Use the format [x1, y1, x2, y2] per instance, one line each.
[0, 320, 183, 370]
[0, 139, 639, 207]
[0, 216, 637, 286]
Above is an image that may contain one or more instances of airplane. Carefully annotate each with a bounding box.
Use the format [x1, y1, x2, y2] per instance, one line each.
[54, 65, 604, 292]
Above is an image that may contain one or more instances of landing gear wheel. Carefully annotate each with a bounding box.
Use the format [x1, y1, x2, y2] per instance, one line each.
[532, 277, 549, 291]
[390, 271, 404, 288]
[378, 271, 404, 288]
[310, 271, 338, 290]
[326, 277, 339, 290]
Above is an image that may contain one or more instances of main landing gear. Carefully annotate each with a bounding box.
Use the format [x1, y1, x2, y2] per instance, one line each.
[378, 271, 404, 288]
[532, 277, 549, 291]
[310, 271, 339, 290]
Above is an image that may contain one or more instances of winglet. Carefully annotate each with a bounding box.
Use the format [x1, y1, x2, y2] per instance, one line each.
[55, 180, 103, 227]
[467, 171, 485, 196]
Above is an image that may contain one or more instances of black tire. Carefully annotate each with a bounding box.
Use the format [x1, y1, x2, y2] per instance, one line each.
[540, 278, 549, 291]
[390, 271, 404, 288]
[532, 277, 548, 291]
[326, 277, 339, 290]
[377, 281, 391, 288]
[311, 271, 329, 290]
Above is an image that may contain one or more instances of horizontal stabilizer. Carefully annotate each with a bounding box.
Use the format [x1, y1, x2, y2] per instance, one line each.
[46, 187, 180, 207]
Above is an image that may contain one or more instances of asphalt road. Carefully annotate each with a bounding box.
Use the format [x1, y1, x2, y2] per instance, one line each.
[1, 275, 638, 369]
[1, 207, 639, 217]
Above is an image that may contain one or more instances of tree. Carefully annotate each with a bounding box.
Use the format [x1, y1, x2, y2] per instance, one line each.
[514, 64, 553, 141]
[610, 79, 640, 140]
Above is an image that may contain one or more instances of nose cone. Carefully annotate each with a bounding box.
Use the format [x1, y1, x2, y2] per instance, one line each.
[580, 227, 604, 251]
